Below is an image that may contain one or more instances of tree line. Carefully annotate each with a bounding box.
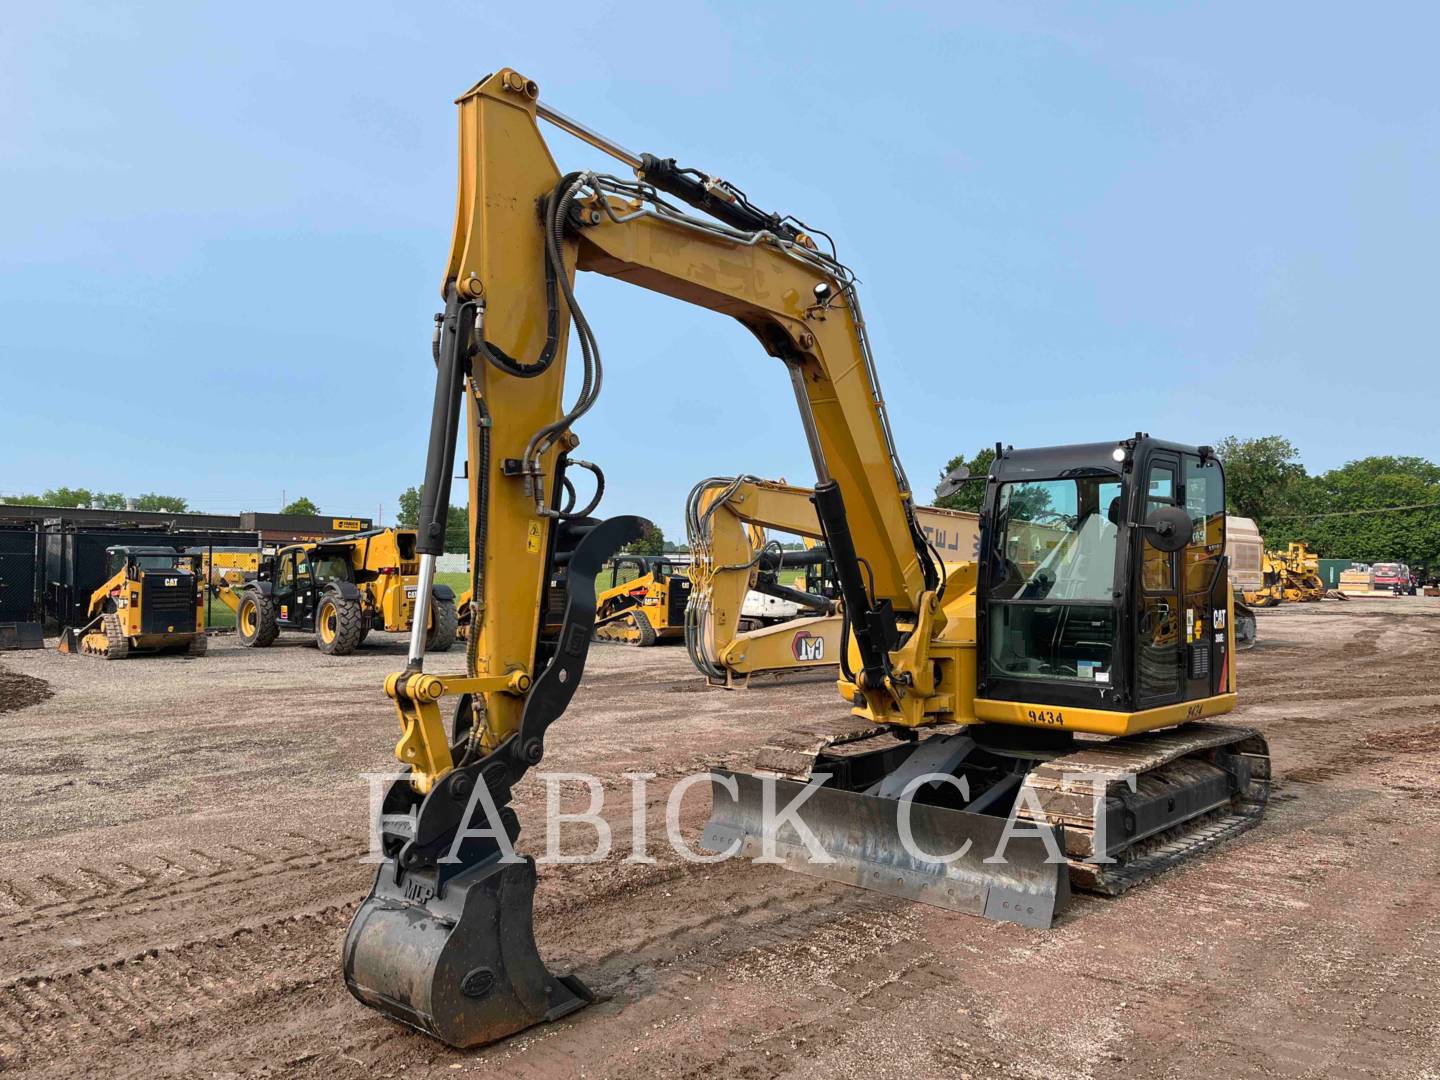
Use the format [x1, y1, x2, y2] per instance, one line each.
[1, 489, 325, 517]
[2, 487, 191, 512]
[1213, 436, 1439, 568]
[934, 438, 1440, 568]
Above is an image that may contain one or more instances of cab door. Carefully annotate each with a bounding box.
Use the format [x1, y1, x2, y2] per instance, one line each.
[292, 551, 319, 628]
[1180, 453, 1227, 700]
[272, 552, 300, 625]
[1134, 452, 1182, 707]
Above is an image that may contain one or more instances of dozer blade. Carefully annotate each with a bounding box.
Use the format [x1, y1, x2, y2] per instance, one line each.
[344, 855, 592, 1048]
[702, 769, 1069, 929]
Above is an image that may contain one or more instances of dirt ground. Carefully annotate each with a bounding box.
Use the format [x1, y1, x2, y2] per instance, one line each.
[1, 598, 1437, 1079]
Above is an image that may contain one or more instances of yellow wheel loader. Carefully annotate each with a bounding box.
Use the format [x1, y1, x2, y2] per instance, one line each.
[591, 554, 692, 644]
[218, 528, 456, 656]
[343, 71, 1270, 1050]
[58, 546, 207, 659]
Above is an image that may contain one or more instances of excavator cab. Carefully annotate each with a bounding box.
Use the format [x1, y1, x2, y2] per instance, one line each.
[975, 436, 1235, 731]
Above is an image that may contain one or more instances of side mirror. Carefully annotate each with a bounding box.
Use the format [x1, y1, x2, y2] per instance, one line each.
[935, 465, 971, 500]
[1141, 505, 1193, 553]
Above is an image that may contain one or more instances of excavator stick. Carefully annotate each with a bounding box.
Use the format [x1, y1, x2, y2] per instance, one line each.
[343, 510, 644, 1047]
[703, 767, 1070, 928]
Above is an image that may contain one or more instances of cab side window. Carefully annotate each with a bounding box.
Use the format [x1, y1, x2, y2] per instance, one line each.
[275, 555, 297, 596]
[1142, 463, 1177, 592]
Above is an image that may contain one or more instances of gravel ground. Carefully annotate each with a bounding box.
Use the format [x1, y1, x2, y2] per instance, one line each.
[0, 598, 1437, 1079]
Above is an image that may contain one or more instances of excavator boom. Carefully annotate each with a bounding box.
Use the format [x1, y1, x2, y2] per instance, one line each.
[344, 69, 952, 1049]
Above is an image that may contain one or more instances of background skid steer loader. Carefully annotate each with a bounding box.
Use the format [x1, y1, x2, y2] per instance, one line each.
[58, 546, 207, 659]
[592, 555, 691, 645]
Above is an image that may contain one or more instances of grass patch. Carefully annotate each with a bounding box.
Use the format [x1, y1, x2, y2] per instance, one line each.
[436, 571, 470, 596]
[204, 594, 237, 629]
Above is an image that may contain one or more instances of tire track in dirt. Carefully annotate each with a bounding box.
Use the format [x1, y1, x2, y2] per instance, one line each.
[0, 828, 374, 993]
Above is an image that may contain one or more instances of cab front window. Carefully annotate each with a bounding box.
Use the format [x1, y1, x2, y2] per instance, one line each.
[987, 474, 1120, 684]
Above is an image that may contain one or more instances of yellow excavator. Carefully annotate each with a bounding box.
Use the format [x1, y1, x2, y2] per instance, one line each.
[342, 70, 1269, 1049]
[685, 476, 977, 685]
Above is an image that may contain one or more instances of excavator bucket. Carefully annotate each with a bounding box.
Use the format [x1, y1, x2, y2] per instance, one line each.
[702, 766, 1070, 929]
[344, 855, 592, 1048]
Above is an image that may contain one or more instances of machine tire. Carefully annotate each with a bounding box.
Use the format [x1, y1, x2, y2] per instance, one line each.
[317, 591, 364, 656]
[187, 633, 209, 657]
[427, 597, 458, 653]
[237, 591, 279, 648]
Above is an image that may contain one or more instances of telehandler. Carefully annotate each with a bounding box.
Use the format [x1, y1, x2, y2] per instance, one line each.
[219, 528, 456, 655]
[343, 71, 1269, 1050]
[58, 546, 207, 658]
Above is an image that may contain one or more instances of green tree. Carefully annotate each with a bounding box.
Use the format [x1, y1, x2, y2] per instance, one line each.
[37, 487, 125, 509]
[1267, 456, 1440, 566]
[396, 486, 422, 528]
[444, 506, 469, 554]
[396, 486, 468, 553]
[133, 492, 189, 512]
[1213, 435, 1307, 521]
[933, 447, 995, 512]
[282, 496, 321, 516]
[624, 521, 666, 556]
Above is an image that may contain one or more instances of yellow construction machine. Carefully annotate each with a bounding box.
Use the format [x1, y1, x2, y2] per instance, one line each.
[198, 547, 262, 591]
[1277, 541, 1325, 602]
[343, 71, 1269, 1049]
[1240, 541, 1325, 607]
[58, 546, 207, 658]
[685, 476, 840, 684]
[685, 476, 978, 684]
[218, 528, 456, 655]
[591, 554, 692, 644]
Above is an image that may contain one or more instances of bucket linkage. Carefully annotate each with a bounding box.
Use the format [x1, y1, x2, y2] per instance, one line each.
[343, 515, 644, 1049]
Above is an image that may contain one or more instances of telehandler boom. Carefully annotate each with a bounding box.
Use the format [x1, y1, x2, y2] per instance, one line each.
[343, 70, 1269, 1050]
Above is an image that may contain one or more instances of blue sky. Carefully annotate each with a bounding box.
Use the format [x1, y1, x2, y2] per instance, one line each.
[4, 3, 1436, 539]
